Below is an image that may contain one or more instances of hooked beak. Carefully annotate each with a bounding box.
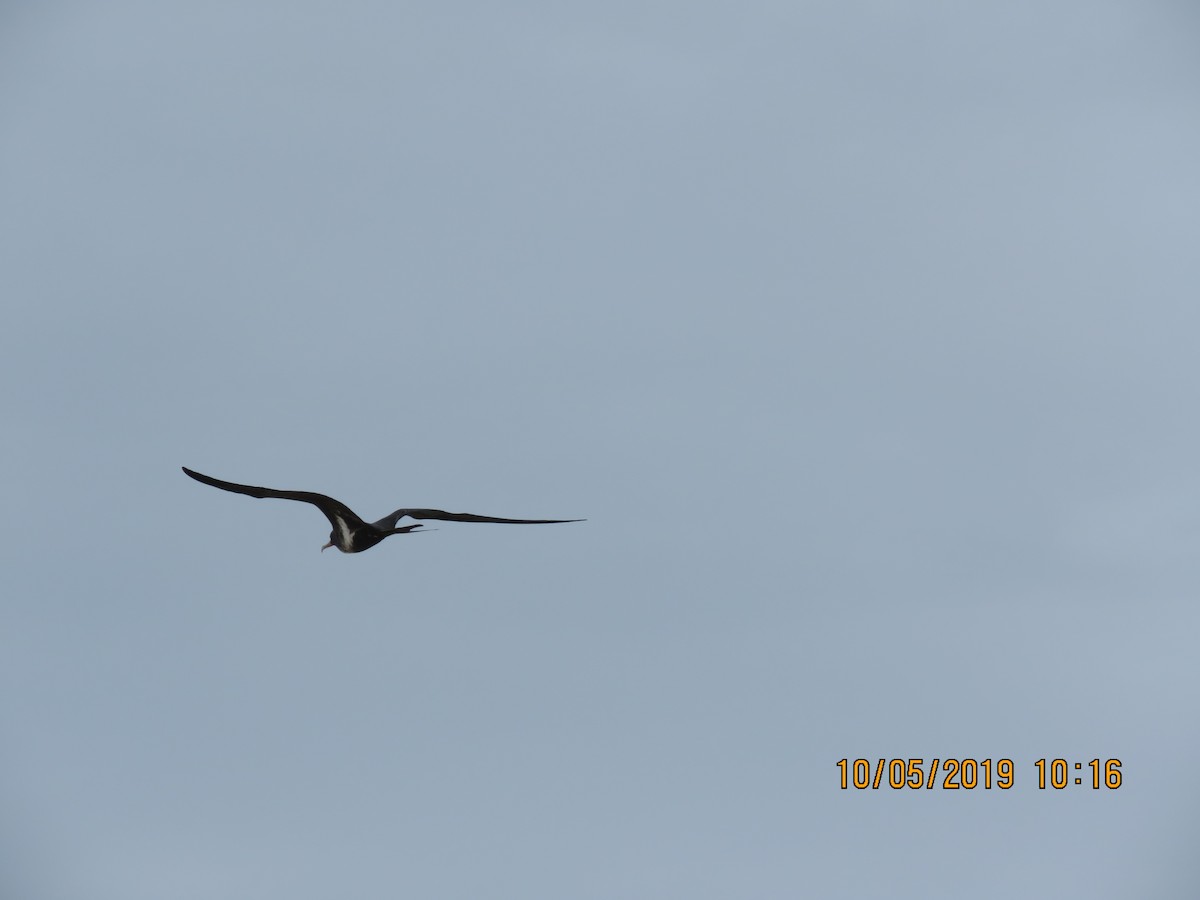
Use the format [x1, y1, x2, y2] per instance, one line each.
[321, 540, 334, 552]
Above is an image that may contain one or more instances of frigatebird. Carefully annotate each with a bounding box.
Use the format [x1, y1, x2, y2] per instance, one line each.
[182, 467, 582, 553]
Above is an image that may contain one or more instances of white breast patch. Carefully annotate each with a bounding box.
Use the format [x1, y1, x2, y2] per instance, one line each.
[334, 516, 354, 550]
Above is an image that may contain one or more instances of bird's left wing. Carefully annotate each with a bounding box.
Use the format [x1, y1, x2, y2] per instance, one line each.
[371, 508, 584, 528]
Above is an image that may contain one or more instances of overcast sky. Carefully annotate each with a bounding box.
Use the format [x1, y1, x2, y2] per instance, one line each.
[3, 2, 1200, 897]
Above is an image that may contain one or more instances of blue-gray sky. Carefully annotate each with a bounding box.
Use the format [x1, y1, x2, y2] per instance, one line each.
[3, 2, 1200, 897]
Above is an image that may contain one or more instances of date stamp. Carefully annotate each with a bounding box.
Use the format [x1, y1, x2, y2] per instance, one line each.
[835, 758, 1123, 790]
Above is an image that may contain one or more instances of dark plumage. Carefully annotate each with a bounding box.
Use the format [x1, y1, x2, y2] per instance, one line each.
[182, 467, 583, 553]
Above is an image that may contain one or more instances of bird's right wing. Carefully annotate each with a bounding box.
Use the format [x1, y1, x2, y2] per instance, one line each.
[182, 467, 365, 528]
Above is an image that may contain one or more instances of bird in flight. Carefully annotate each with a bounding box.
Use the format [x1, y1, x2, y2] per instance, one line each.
[182, 467, 583, 554]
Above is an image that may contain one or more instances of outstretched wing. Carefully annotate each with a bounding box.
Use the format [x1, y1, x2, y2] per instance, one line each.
[371, 508, 584, 529]
[182, 467, 366, 530]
